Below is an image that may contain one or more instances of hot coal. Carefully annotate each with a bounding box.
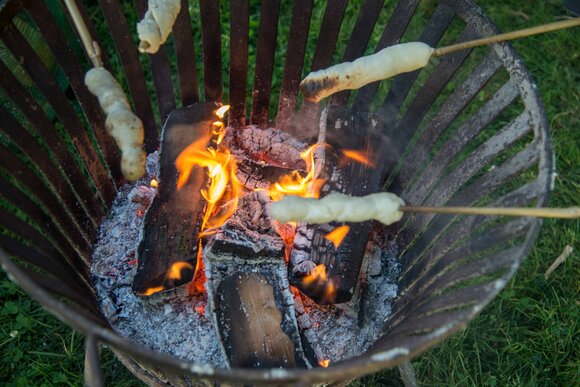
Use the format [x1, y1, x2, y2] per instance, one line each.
[91, 125, 399, 368]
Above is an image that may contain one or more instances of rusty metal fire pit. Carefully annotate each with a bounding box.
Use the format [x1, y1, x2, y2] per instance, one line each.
[0, 0, 553, 385]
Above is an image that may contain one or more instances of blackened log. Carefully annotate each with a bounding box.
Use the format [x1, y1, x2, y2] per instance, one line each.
[289, 106, 394, 304]
[133, 103, 219, 296]
[204, 192, 309, 368]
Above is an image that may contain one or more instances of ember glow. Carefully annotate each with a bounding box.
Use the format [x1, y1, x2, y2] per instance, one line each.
[269, 144, 325, 201]
[341, 149, 375, 167]
[149, 178, 159, 188]
[324, 225, 350, 248]
[319, 359, 330, 368]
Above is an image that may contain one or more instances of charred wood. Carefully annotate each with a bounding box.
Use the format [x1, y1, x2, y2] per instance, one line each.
[133, 103, 218, 296]
[289, 106, 394, 304]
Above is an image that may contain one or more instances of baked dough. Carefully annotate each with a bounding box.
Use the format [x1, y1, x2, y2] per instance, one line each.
[85, 67, 146, 181]
[269, 192, 405, 226]
[300, 42, 433, 102]
[137, 0, 181, 54]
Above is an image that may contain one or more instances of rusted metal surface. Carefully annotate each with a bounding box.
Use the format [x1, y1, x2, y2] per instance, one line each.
[199, 0, 222, 102]
[228, 0, 249, 128]
[173, 0, 199, 106]
[250, 0, 281, 127]
[0, 0, 554, 385]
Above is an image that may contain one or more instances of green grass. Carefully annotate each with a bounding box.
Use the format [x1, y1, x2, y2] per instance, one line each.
[1, 0, 578, 385]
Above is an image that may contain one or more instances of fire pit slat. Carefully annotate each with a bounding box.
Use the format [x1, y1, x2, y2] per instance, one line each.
[25, 0, 122, 184]
[173, 0, 200, 106]
[329, 0, 385, 107]
[352, 0, 421, 110]
[250, 0, 282, 127]
[276, 0, 313, 130]
[0, 112, 96, 245]
[229, 0, 250, 128]
[396, 51, 503, 188]
[97, 0, 158, 152]
[391, 27, 479, 153]
[380, 2, 456, 132]
[135, 0, 176, 123]
[199, 0, 222, 102]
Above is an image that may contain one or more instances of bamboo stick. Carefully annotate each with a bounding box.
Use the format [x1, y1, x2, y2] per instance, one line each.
[63, 0, 102, 67]
[400, 205, 580, 219]
[432, 17, 580, 57]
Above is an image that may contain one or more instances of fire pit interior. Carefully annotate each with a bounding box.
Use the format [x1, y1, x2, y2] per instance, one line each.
[0, 0, 552, 385]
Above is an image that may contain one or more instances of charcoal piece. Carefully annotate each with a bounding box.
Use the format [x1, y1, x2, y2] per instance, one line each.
[133, 102, 219, 296]
[289, 106, 393, 304]
[204, 192, 309, 368]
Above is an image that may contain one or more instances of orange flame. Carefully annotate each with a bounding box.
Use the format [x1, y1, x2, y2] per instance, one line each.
[302, 264, 336, 303]
[150, 178, 159, 188]
[269, 144, 325, 201]
[341, 149, 375, 167]
[167, 261, 194, 280]
[319, 359, 330, 368]
[139, 286, 164, 296]
[324, 225, 350, 249]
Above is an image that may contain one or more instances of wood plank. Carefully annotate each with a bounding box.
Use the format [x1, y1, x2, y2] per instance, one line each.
[228, 0, 249, 128]
[133, 103, 217, 295]
[173, 0, 199, 106]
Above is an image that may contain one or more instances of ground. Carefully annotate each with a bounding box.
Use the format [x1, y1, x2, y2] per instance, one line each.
[0, 0, 578, 386]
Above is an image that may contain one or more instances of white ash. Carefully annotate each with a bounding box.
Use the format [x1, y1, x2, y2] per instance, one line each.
[91, 152, 226, 367]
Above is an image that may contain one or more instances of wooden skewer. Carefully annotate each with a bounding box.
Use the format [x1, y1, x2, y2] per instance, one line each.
[433, 17, 580, 57]
[63, 0, 103, 67]
[400, 205, 580, 219]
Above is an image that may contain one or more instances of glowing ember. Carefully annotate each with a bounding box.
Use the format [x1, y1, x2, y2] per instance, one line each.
[341, 149, 375, 167]
[324, 225, 350, 248]
[149, 178, 159, 188]
[268, 144, 325, 201]
[319, 359, 330, 368]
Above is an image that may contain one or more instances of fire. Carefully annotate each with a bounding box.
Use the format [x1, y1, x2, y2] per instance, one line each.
[302, 264, 336, 303]
[319, 359, 330, 368]
[341, 149, 375, 167]
[140, 286, 164, 296]
[150, 178, 159, 188]
[167, 261, 193, 280]
[269, 144, 325, 201]
[324, 225, 350, 248]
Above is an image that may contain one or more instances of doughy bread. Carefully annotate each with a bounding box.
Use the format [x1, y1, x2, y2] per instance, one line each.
[300, 42, 433, 102]
[137, 0, 181, 54]
[268, 192, 405, 226]
[85, 67, 146, 181]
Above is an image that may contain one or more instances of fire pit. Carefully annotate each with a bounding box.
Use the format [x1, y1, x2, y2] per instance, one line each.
[0, 0, 553, 385]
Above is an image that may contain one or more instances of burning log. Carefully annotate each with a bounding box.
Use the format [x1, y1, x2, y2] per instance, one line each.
[286, 107, 394, 304]
[204, 192, 310, 368]
[133, 103, 218, 296]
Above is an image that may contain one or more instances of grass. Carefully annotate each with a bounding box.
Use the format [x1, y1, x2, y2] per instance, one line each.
[1, 0, 578, 385]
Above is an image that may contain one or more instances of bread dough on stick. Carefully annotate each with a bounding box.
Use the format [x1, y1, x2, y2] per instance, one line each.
[300, 42, 433, 102]
[137, 0, 181, 54]
[269, 192, 405, 226]
[85, 67, 146, 181]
